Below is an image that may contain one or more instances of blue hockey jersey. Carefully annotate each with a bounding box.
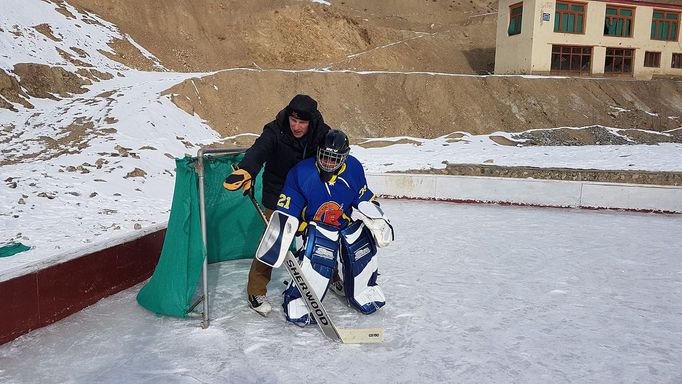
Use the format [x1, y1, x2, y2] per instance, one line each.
[276, 155, 375, 229]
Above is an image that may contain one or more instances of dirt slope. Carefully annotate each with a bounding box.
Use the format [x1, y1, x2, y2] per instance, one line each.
[165, 71, 682, 144]
[64, 0, 497, 73]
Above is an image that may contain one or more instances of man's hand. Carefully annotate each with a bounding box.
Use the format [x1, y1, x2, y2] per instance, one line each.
[224, 168, 252, 195]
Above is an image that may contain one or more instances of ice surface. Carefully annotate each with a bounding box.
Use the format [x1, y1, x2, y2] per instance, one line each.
[1, 200, 681, 384]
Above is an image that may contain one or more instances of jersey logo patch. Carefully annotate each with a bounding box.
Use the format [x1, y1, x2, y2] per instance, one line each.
[314, 202, 344, 227]
[358, 184, 367, 198]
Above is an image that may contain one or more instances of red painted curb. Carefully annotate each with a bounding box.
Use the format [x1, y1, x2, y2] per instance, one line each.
[378, 195, 682, 215]
[0, 229, 165, 345]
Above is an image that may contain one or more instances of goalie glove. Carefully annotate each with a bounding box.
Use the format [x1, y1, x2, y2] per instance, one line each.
[224, 168, 252, 195]
[351, 200, 394, 248]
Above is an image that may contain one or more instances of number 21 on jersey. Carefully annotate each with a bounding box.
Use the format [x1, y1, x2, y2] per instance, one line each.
[277, 194, 291, 209]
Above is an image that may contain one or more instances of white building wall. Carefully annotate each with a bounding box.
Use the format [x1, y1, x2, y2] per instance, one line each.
[495, 0, 536, 73]
[496, 0, 682, 78]
[633, 7, 682, 78]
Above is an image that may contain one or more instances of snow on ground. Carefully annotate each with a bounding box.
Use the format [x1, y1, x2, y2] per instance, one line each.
[353, 134, 682, 173]
[0, 0, 162, 72]
[1, 200, 681, 384]
[0, 70, 219, 280]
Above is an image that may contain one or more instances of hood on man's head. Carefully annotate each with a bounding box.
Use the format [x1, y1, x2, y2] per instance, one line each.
[286, 94, 318, 121]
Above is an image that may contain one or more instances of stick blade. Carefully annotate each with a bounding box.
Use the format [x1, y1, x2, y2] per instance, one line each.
[337, 328, 385, 344]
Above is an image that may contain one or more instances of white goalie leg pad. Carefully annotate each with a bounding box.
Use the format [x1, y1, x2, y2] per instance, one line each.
[255, 211, 299, 268]
[351, 201, 394, 248]
[283, 222, 340, 324]
[283, 256, 334, 324]
[354, 285, 385, 311]
[340, 220, 385, 314]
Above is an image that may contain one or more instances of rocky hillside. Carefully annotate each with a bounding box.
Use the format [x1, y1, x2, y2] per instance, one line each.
[64, 0, 497, 73]
[2, 0, 681, 147]
[165, 70, 682, 146]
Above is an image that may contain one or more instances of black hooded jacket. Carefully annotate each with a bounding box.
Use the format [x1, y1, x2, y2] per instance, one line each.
[238, 107, 331, 210]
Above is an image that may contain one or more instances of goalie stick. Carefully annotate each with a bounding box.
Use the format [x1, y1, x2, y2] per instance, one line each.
[231, 164, 384, 344]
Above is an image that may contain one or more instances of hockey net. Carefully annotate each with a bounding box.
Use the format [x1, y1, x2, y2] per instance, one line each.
[137, 153, 264, 317]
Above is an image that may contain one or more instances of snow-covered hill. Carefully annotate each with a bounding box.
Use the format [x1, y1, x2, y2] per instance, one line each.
[1, 0, 219, 276]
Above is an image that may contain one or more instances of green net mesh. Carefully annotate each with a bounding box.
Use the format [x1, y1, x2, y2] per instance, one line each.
[136, 153, 265, 317]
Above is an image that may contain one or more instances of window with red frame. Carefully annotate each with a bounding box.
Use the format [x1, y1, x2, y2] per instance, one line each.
[643, 52, 661, 68]
[604, 6, 634, 37]
[651, 10, 680, 41]
[551, 45, 592, 74]
[508, 3, 523, 35]
[672, 53, 682, 69]
[604, 48, 634, 74]
[554, 1, 586, 34]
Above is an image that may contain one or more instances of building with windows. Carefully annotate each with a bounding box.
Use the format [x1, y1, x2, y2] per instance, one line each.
[495, 0, 682, 78]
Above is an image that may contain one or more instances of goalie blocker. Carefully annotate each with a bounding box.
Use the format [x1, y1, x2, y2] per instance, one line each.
[255, 211, 299, 268]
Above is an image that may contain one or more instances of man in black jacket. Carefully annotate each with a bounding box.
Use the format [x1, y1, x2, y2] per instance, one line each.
[224, 94, 331, 316]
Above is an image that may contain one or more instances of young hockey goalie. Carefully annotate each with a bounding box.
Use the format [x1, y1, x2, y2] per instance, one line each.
[255, 129, 394, 325]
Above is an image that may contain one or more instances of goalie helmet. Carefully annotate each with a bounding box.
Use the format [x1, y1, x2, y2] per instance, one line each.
[317, 129, 350, 173]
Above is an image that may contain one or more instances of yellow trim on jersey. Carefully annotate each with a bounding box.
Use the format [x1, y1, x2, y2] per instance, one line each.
[298, 206, 308, 233]
[327, 163, 347, 184]
[337, 162, 347, 175]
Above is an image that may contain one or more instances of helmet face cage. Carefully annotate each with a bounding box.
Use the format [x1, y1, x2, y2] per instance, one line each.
[317, 146, 349, 173]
